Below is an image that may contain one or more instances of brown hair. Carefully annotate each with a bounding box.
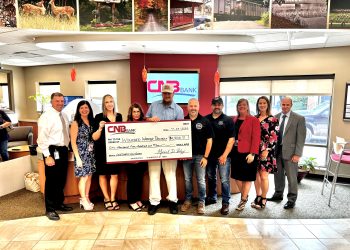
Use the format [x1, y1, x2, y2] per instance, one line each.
[50, 92, 64, 100]
[256, 96, 271, 116]
[127, 103, 145, 121]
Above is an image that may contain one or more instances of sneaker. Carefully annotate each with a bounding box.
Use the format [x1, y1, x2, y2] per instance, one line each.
[169, 201, 178, 214]
[197, 202, 205, 214]
[236, 199, 248, 211]
[181, 200, 192, 212]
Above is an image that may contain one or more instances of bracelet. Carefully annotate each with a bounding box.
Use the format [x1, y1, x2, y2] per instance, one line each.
[203, 156, 208, 160]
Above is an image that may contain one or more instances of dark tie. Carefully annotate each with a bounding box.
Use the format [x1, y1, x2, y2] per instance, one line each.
[278, 114, 287, 145]
[60, 112, 69, 147]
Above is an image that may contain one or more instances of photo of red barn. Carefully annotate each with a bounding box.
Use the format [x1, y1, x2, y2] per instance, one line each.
[170, 0, 212, 31]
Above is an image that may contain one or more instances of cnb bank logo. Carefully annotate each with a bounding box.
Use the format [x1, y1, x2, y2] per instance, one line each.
[147, 80, 197, 97]
[107, 125, 136, 134]
[147, 80, 180, 93]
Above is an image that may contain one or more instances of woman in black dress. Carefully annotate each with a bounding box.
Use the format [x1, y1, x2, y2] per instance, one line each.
[126, 103, 148, 211]
[92, 95, 122, 210]
[231, 99, 261, 211]
[251, 96, 279, 209]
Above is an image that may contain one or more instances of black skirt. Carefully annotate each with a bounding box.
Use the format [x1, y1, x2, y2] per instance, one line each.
[230, 146, 258, 181]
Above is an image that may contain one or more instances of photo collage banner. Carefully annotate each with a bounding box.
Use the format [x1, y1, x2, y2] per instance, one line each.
[0, 0, 349, 32]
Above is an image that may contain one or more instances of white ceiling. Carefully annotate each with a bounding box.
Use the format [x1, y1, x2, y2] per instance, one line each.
[1, 28, 350, 67]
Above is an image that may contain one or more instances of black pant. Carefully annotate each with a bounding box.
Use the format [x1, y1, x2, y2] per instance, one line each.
[126, 162, 147, 203]
[44, 145, 68, 212]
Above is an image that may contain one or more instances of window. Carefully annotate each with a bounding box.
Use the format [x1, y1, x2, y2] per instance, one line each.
[37, 82, 60, 112]
[0, 84, 9, 109]
[85, 81, 117, 111]
[220, 75, 334, 167]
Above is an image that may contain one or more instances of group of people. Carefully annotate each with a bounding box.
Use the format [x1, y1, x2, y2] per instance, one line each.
[37, 83, 306, 221]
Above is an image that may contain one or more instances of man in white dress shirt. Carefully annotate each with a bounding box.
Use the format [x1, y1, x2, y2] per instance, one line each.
[37, 92, 72, 220]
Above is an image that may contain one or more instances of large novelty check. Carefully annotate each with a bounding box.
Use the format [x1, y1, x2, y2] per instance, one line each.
[105, 120, 192, 163]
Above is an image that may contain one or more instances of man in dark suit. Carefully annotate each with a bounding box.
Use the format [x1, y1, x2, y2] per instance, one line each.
[268, 97, 306, 209]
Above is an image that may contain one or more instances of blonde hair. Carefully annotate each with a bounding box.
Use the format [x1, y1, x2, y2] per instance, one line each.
[236, 98, 250, 116]
[102, 94, 116, 117]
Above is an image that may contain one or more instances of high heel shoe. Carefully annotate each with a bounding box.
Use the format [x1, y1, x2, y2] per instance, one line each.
[86, 195, 94, 207]
[80, 198, 93, 211]
[251, 196, 261, 208]
[258, 197, 267, 209]
[129, 203, 142, 211]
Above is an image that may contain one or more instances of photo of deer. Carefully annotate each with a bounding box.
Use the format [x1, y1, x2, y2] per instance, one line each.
[271, 0, 328, 29]
[329, 0, 350, 29]
[79, 0, 132, 32]
[18, 0, 78, 30]
[0, 0, 17, 27]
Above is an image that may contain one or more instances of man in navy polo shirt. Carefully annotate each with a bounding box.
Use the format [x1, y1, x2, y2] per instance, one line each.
[181, 98, 214, 214]
[205, 97, 235, 215]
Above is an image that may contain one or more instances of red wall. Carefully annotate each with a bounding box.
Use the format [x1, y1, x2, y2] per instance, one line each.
[129, 53, 218, 116]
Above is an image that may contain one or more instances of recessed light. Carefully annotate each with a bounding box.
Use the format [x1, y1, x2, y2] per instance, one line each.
[49, 54, 79, 59]
[6, 58, 32, 63]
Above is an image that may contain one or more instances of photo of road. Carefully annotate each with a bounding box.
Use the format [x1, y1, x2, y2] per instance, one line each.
[138, 13, 167, 31]
[134, 0, 168, 32]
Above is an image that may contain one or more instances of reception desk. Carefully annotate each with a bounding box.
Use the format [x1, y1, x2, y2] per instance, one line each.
[38, 153, 240, 204]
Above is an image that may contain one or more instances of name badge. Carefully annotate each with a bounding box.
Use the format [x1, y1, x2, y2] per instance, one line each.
[54, 150, 60, 160]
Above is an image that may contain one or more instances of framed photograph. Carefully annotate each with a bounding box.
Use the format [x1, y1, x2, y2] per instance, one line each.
[343, 83, 350, 120]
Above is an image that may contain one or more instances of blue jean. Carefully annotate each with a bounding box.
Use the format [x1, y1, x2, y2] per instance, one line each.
[0, 140, 9, 161]
[206, 157, 231, 204]
[183, 155, 206, 203]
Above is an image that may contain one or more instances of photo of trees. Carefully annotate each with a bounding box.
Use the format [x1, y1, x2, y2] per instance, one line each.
[79, 0, 132, 32]
[213, 0, 270, 29]
[329, 0, 350, 29]
[134, 0, 168, 32]
[17, 0, 78, 30]
[271, 0, 328, 29]
[0, 0, 16, 27]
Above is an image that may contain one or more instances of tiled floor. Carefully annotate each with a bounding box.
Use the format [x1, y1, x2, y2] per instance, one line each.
[0, 211, 350, 249]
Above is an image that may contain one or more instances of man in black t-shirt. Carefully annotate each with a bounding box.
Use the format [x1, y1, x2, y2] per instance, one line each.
[205, 97, 235, 215]
[181, 98, 214, 214]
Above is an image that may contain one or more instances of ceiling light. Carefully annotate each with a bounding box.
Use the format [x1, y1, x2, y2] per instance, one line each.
[0, 42, 6, 46]
[49, 54, 79, 59]
[6, 58, 32, 63]
[36, 42, 66, 51]
[291, 36, 327, 46]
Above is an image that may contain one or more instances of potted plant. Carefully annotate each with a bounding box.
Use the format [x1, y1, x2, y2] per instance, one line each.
[298, 156, 317, 183]
[28, 94, 50, 114]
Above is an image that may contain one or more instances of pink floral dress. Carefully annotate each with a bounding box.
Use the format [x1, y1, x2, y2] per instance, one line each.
[257, 115, 279, 172]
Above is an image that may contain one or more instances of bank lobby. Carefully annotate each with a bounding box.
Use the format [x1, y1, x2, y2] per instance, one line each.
[1, 29, 350, 249]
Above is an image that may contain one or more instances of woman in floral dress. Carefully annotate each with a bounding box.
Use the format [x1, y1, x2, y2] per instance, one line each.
[251, 96, 279, 209]
[70, 100, 96, 211]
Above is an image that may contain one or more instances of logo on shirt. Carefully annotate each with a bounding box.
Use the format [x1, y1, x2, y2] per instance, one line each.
[196, 123, 203, 130]
[218, 121, 224, 126]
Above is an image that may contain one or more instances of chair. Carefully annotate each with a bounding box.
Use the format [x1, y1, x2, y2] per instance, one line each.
[8, 126, 34, 148]
[321, 138, 350, 206]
